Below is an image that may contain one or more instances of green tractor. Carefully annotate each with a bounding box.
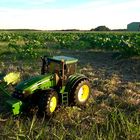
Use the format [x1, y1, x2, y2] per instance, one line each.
[0, 56, 91, 115]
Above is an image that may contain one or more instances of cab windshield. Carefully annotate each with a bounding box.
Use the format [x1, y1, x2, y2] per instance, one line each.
[47, 61, 61, 74]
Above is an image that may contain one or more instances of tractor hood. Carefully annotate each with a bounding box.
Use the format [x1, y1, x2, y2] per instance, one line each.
[15, 74, 54, 94]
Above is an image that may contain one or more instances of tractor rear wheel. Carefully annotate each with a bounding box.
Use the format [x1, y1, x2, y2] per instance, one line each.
[73, 80, 90, 106]
[39, 90, 58, 115]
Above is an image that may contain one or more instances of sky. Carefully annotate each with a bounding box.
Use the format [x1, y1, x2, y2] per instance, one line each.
[0, 0, 139, 30]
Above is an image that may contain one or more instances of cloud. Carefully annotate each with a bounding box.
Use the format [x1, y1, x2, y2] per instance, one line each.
[22, 0, 55, 5]
[72, 0, 140, 28]
[0, 0, 140, 29]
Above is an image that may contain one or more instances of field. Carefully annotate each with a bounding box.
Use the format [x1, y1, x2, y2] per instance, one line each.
[0, 31, 140, 140]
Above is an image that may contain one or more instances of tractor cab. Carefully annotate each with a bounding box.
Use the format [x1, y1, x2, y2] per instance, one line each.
[41, 56, 78, 82]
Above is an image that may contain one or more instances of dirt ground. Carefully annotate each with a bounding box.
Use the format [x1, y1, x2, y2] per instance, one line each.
[59, 50, 140, 82]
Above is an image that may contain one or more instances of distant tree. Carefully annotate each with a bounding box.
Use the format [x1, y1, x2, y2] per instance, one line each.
[93, 26, 110, 31]
[90, 28, 95, 31]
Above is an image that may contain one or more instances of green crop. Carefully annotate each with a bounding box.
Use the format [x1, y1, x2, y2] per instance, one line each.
[0, 31, 140, 58]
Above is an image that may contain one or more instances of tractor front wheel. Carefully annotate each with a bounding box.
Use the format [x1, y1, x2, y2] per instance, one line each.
[39, 90, 58, 115]
[73, 80, 90, 106]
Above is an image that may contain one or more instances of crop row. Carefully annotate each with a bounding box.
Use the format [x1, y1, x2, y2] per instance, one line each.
[0, 31, 140, 57]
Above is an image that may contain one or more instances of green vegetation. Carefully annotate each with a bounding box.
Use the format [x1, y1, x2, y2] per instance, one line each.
[0, 31, 140, 139]
[0, 31, 140, 58]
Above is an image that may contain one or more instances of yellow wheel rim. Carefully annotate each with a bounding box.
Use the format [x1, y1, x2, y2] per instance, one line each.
[78, 85, 89, 102]
[50, 96, 57, 113]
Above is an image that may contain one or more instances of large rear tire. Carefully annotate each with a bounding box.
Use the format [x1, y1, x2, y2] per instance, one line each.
[39, 90, 58, 115]
[73, 80, 91, 106]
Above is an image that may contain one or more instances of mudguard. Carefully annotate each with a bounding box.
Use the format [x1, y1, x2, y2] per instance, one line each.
[65, 74, 89, 94]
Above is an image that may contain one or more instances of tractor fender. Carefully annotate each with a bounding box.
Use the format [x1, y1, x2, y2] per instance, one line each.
[65, 74, 89, 94]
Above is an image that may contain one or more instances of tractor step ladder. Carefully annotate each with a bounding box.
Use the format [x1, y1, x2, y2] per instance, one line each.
[62, 92, 68, 105]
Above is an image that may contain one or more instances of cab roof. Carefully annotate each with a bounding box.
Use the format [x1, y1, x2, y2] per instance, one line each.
[48, 56, 78, 64]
